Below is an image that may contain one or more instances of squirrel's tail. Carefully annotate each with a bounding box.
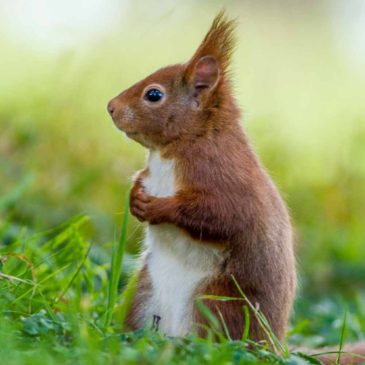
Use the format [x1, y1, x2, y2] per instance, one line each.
[296, 341, 365, 364]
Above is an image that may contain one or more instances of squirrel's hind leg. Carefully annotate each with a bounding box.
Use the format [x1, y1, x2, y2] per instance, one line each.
[192, 276, 282, 343]
[125, 263, 152, 331]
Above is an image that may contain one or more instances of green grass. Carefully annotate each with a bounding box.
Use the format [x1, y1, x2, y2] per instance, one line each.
[0, 209, 364, 364]
[0, 215, 322, 364]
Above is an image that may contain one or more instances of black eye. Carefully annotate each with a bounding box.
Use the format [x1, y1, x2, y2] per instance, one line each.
[145, 88, 164, 102]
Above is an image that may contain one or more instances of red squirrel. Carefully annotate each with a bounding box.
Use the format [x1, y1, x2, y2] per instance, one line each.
[108, 12, 295, 342]
[107, 13, 364, 363]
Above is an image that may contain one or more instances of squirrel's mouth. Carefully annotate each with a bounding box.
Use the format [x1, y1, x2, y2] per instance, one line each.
[113, 119, 136, 135]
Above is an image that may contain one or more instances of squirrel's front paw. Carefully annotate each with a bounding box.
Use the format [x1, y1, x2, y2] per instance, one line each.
[130, 188, 170, 224]
[130, 187, 151, 222]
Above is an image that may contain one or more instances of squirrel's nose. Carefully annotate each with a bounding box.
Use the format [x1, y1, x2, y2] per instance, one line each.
[107, 101, 115, 116]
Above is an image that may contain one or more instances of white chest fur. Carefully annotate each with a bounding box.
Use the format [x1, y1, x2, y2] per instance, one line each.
[143, 151, 175, 197]
[141, 151, 220, 336]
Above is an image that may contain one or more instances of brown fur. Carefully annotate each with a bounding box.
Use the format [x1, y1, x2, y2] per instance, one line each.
[125, 263, 152, 330]
[107, 11, 365, 362]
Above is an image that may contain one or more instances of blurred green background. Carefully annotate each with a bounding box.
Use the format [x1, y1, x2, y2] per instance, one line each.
[1, 0, 364, 309]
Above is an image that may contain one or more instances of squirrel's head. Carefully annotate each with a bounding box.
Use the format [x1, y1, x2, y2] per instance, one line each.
[107, 12, 237, 149]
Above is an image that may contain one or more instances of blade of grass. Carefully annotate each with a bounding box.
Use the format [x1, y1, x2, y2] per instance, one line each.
[0, 272, 34, 285]
[216, 307, 232, 341]
[199, 295, 244, 302]
[241, 305, 250, 341]
[336, 310, 348, 365]
[103, 191, 130, 330]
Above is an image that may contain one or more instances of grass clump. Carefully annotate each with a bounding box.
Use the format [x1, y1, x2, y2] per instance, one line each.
[1, 208, 363, 365]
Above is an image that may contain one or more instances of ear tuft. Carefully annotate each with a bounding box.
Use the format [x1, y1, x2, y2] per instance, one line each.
[185, 11, 237, 83]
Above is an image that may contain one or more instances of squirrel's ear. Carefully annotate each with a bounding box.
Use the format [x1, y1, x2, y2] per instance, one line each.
[184, 11, 236, 95]
[193, 56, 220, 94]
